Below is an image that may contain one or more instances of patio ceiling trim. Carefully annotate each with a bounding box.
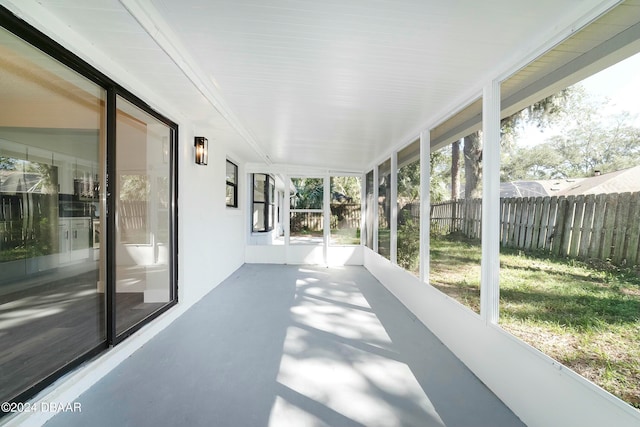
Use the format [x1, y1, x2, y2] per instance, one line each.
[119, 0, 272, 165]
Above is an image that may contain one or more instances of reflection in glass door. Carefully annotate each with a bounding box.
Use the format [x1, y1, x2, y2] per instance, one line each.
[114, 96, 174, 337]
[0, 26, 106, 404]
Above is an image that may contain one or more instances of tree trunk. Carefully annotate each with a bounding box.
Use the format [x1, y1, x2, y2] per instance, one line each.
[451, 139, 461, 200]
[463, 131, 482, 199]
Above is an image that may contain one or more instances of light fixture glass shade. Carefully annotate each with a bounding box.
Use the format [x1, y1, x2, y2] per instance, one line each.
[194, 136, 208, 165]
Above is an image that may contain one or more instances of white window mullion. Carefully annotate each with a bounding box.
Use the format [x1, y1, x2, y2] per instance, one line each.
[283, 174, 290, 253]
[360, 173, 366, 246]
[373, 167, 379, 253]
[420, 130, 430, 283]
[323, 176, 330, 265]
[391, 151, 398, 264]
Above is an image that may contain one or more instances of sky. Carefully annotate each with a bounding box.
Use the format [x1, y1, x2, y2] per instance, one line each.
[580, 51, 640, 125]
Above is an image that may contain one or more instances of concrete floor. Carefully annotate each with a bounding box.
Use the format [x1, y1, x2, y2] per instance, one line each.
[44, 264, 526, 427]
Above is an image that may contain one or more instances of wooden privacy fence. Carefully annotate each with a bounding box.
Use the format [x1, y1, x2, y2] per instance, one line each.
[429, 192, 640, 266]
[282, 204, 362, 232]
[330, 203, 360, 229]
[501, 192, 640, 265]
[430, 199, 482, 239]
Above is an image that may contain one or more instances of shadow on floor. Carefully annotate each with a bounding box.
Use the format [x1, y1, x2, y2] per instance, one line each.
[44, 264, 525, 427]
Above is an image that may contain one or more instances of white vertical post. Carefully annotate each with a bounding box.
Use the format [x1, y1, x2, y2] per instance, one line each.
[323, 175, 330, 265]
[360, 173, 366, 247]
[373, 166, 379, 253]
[283, 174, 290, 262]
[420, 131, 430, 283]
[390, 151, 398, 264]
[481, 80, 501, 324]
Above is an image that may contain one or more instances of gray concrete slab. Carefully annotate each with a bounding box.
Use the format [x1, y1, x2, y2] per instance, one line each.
[44, 264, 526, 427]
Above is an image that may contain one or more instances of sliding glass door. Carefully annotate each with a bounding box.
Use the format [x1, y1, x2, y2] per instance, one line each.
[0, 14, 178, 407]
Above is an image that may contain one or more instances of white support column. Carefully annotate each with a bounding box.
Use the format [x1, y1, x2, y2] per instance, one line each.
[373, 166, 379, 253]
[390, 151, 398, 264]
[360, 173, 366, 246]
[419, 130, 430, 283]
[283, 174, 290, 259]
[481, 80, 501, 324]
[323, 175, 330, 265]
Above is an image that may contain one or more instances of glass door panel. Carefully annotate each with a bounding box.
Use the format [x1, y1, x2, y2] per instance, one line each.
[0, 26, 105, 403]
[114, 96, 173, 335]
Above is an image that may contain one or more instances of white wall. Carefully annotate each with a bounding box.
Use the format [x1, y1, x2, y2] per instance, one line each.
[245, 245, 363, 266]
[178, 127, 246, 305]
[364, 248, 640, 427]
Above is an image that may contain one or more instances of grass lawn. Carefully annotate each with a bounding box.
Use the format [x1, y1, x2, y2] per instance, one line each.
[330, 228, 360, 245]
[429, 234, 640, 409]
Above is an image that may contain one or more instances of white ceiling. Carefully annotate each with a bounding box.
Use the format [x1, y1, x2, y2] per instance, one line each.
[1, 0, 615, 171]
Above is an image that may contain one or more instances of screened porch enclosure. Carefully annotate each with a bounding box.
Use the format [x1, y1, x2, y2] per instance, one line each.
[3, 1, 640, 427]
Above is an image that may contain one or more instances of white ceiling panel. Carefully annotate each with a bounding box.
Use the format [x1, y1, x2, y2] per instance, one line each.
[9, 0, 620, 171]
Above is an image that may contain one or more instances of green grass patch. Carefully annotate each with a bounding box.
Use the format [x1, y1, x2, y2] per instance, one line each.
[330, 228, 360, 245]
[429, 235, 640, 409]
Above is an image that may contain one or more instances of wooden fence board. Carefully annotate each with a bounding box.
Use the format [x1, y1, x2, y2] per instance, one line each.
[516, 197, 526, 247]
[507, 198, 520, 247]
[512, 197, 522, 247]
[538, 196, 551, 250]
[579, 194, 595, 258]
[626, 192, 640, 265]
[553, 197, 568, 257]
[612, 192, 631, 264]
[530, 197, 543, 250]
[522, 197, 536, 250]
[601, 193, 619, 260]
[560, 196, 575, 257]
[471, 198, 481, 239]
[589, 194, 607, 259]
[500, 199, 508, 246]
[546, 197, 558, 251]
[569, 195, 585, 258]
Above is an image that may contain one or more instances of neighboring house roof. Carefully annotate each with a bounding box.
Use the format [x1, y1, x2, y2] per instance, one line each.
[554, 165, 640, 196]
[500, 181, 552, 198]
[500, 165, 640, 198]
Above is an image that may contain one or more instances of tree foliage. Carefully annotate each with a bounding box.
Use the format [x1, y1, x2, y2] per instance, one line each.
[398, 160, 420, 204]
[290, 177, 324, 209]
[330, 176, 360, 203]
[501, 85, 640, 181]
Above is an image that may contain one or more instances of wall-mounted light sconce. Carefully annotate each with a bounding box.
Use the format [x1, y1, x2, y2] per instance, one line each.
[194, 136, 208, 165]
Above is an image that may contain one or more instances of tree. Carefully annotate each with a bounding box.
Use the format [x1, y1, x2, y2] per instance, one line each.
[290, 177, 324, 209]
[451, 139, 460, 200]
[463, 132, 482, 198]
[397, 160, 420, 204]
[461, 88, 576, 193]
[501, 86, 640, 180]
[330, 176, 360, 202]
[430, 149, 450, 203]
